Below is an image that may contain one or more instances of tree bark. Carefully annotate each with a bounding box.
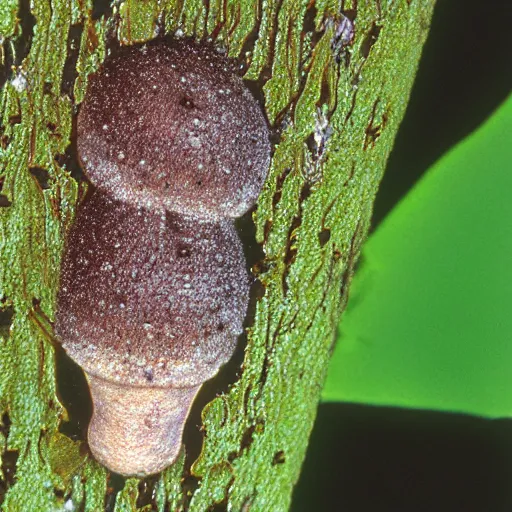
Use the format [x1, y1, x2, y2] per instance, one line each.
[0, 0, 435, 510]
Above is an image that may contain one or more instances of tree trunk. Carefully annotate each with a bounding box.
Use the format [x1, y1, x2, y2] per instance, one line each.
[0, 0, 435, 510]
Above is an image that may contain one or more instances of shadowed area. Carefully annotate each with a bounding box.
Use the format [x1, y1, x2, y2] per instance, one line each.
[292, 403, 512, 512]
[372, 0, 512, 227]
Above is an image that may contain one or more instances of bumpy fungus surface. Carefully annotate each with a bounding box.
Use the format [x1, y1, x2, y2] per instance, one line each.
[55, 191, 249, 388]
[77, 41, 270, 219]
[56, 39, 270, 476]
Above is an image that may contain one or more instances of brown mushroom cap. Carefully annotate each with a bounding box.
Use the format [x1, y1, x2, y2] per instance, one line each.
[55, 190, 249, 387]
[77, 41, 271, 219]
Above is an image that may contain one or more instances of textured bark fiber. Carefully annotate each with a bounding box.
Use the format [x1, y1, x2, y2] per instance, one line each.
[0, 0, 435, 510]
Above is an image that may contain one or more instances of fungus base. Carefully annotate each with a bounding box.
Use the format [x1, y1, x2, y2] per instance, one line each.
[86, 373, 200, 476]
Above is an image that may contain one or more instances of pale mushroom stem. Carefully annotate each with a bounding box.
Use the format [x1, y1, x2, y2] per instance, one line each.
[86, 373, 200, 476]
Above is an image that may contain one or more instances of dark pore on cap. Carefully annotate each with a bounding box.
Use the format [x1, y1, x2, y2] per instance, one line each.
[77, 40, 271, 219]
[55, 190, 250, 388]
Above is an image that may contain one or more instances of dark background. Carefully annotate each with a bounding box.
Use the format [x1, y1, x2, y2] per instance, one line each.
[292, 1, 512, 511]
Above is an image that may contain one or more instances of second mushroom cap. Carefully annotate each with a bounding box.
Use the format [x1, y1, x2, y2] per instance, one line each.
[55, 191, 250, 388]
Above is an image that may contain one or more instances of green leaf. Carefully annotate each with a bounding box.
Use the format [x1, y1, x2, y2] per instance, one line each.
[322, 94, 512, 418]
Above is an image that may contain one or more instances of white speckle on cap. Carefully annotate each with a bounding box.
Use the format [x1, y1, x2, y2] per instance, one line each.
[188, 136, 201, 148]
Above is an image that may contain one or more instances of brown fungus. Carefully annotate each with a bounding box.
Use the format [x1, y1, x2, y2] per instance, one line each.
[77, 40, 271, 219]
[58, 39, 271, 476]
[55, 191, 250, 475]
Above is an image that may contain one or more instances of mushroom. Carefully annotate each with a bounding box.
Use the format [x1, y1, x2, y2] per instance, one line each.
[55, 191, 250, 475]
[77, 40, 271, 220]
[57, 39, 271, 476]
